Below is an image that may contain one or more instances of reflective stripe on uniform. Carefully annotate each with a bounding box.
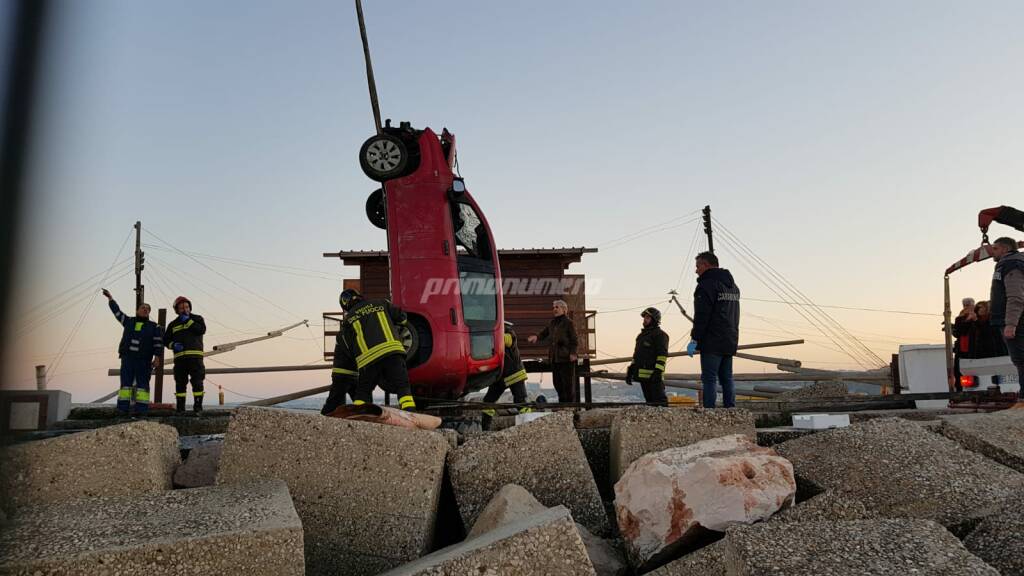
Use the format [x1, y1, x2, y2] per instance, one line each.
[398, 395, 416, 409]
[353, 399, 366, 405]
[503, 333, 513, 348]
[518, 407, 534, 414]
[134, 322, 144, 331]
[118, 388, 132, 400]
[332, 367, 357, 376]
[171, 319, 194, 333]
[637, 368, 654, 379]
[175, 392, 187, 398]
[174, 350, 205, 359]
[136, 389, 151, 402]
[194, 391, 205, 397]
[128, 346, 140, 352]
[482, 408, 496, 417]
[504, 368, 528, 386]
[654, 364, 666, 372]
[351, 315, 406, 368]
[655, 355, 667, 372]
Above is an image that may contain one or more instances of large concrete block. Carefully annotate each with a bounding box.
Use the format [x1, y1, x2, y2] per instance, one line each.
[775, 418, 1024, 529]
[609, 407, 755, 482]
[964, 505, 1024, 576]
[723, 519, 999, 575]
[467, 484, 626, 576]
[647, 541, 727, 576]
[378, 506, 596, 576]
[940, 409, 1024, 473]
[447, 411, 610, 536]
[0, 420, 179, 514]
[216, 406, 449, 576]
[769, 490, 875, 523]
[0, 479, 304, 575]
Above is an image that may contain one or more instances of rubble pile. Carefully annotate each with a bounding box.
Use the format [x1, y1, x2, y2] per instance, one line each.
[774, 381, 848, 399]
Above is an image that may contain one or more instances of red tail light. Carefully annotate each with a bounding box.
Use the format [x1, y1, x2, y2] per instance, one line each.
[960, 375, 979, 389]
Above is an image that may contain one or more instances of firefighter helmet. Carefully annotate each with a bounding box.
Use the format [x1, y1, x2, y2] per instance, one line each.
[641, 307, 661, 324]
[339, 288, 363, 311]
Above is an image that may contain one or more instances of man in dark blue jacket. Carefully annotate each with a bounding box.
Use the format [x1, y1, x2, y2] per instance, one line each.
[102, 289, 163, 414]
[687, 251, 740, 408]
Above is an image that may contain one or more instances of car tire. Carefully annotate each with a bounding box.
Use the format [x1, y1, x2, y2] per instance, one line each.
[359, 133, 410, 182]
[404, 315, 433, 369]
[365, 188, 386, 229]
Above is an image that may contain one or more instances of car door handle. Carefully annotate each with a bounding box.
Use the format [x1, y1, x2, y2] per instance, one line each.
[443, 240, 450, 255]
[450, 308, 457, 325]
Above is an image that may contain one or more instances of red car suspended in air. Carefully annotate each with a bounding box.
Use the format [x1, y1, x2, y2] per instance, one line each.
[357, 121, 505, 400]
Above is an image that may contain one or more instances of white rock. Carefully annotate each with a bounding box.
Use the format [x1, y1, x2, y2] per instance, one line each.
[613, 434, 795, 570]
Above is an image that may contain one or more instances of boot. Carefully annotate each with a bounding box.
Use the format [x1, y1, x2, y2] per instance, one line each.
[176, 397, 186, 412]
[193, 395, 203, 413]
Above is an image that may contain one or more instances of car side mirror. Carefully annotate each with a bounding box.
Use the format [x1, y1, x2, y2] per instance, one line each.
[450, 178, 466, 198]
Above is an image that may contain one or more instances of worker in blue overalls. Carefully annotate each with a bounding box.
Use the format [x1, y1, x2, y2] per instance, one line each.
[103, 289, 163, 414]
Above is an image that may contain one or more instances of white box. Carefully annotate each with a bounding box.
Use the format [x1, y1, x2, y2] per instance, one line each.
[792, 413, 850, 430]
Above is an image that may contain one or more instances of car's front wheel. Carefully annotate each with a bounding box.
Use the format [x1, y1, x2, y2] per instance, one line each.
[359, 133, 410, 182]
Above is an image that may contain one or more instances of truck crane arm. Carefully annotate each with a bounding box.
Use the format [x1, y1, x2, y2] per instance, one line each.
[979, 206, 1024, 235]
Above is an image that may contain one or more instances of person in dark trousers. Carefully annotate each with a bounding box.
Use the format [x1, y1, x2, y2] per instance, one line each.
[951, 297, 977, 390]
[627, 307, 669, 404]
[339, 288, 416, 411]
[687, 251, 740, 408]
[321, 326, 358, 416]
[166, 295, 206, 412]
[970, 301, 1008, 359]
[989, 237, 1024, 400]
[481, 322, 532, 430]
[528, 299, 579, 403]
[102, 289, 162, 414]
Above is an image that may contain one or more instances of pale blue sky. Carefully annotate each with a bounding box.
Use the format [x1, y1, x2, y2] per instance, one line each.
[5, 1, 1020, 401]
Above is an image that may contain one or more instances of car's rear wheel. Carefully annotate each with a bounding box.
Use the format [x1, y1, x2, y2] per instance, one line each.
[403, 315, 432, 369]
[365, 188, 386, 229]
[359, 133, 410, 182]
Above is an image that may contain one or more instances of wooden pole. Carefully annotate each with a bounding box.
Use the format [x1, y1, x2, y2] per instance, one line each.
[354, 0, 382, 134]
[243, 385, 331, 407]
[110, 363, 331, 377]
[35, 364, 46, 390]
[588, 339, 804, 367]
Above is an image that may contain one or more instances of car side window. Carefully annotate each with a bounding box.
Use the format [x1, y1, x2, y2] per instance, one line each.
[451, 202, 491, 261]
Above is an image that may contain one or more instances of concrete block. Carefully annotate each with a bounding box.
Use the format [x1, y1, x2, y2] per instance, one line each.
[940, 409, 1024, 473]
[647, 541, 727, 576]
[377, 506, 596, 576]
[173, 439, 223, 488]
[0, 420, 179, 515]
[0, 479, 304, 576]
[770, 490, 876, 523]
[775, 418, 1024, 529]
[216, 406, 449, 576]
[467, 484, 626, 576]
[576, 409, 621, 429]
[447, 411, 610, 536]
[609, 407, 756, 482]
[723, 519, 999, 575]
[964, 505, 1024, 576]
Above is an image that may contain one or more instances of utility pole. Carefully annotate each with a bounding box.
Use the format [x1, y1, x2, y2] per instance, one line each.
[702, 205, 714, 254]
[133, 221, 144, 308]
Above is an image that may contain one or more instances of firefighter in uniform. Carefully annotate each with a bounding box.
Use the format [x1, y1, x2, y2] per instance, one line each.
[166, 295, 207, 412]
[102, 289, 162, 414]
[321, 328, 358, 415]
[339, 289, 417, 411]
[481, 321, 532, 430]
[627, 307, 669, 404]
